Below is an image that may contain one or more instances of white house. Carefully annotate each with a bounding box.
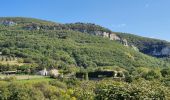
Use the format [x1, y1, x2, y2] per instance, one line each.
[37, 68, 48, 76]
[37, 68, 59, 77]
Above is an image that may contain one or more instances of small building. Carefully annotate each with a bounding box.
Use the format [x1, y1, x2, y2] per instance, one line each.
[37, 68, 59, 77]
[37, 68, 48, 76]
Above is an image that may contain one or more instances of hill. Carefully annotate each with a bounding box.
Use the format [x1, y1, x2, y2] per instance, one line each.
[0, 17, 169, 72]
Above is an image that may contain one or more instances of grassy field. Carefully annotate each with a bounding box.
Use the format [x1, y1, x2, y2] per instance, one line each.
[16, 77, 54, 84]
[0, 74, 46, 79]
[0, 74, 54, 84]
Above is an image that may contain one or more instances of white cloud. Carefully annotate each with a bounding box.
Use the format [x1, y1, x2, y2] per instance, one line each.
[118, 24, 126, 27]
[112, 24, 126, 29]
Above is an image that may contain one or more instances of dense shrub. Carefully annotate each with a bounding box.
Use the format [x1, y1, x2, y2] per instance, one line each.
[94, 79, 170, 100]
[144, 70, 161, 80]
[161, 68, 170, 77]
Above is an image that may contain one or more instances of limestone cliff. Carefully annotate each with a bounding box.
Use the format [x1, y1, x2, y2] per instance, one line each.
[0, 20, 17, 26]
[152, 47, 170, 57]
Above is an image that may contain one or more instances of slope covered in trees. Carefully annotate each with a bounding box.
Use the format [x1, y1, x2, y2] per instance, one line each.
[0, 17, 169, 72]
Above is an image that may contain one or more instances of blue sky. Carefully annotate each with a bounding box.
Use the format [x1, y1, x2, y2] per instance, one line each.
[0, 0, 170, 41]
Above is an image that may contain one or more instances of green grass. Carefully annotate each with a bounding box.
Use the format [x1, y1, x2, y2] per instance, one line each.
[0, 74, 45, 79]
[15, 77, 53, 84]
[0, 75, 54, 85]
[0, 74, 54, 84]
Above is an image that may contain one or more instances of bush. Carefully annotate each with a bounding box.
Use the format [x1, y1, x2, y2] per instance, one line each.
[1, 48, 10, 55]
[161, 68, 170, 77]
[49, 80, 67, 89]
[4, 76, 17, 82]
[23, 58, 34, 63]
[17, 58, 24, 63]
[95, 83, 130, 100]
[144, 70, 161, 80]
[94, 79, 170, 100]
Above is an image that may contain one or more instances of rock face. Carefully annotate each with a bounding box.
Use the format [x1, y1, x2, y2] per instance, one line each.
[24, 24, 40, 30]
[95, 32, 120, 41]
[98, 32, 129, 46]
[102, 32, 110, 38]
[109, 33, 121, 41]
[0, 20, 17, 26]
[121, 39, 128, 46]
[152, 47, 170, 57]
[161, 47, 170, 55]
[101, 32, 142, 51]
[87, 31, 132, 48]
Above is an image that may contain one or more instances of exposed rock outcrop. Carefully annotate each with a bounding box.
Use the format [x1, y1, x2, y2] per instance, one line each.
[121, 38, 128, 46]
[109, 33, 121, 41]
[130, 45, 139, 51]
[161, 47, 170, 55]
[152, 47, 170, 56]
[101, 32, 141, 50]
[102, 32, 110, 38]
[98, 32, 129, 46]
[84, 30, 133, 48]
[24, 24, 40, 30]
[0, 20, 17, 26]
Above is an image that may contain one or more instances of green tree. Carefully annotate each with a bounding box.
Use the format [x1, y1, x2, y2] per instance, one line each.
[161, 68, 170, 77]
[144, 70, 161, 80]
